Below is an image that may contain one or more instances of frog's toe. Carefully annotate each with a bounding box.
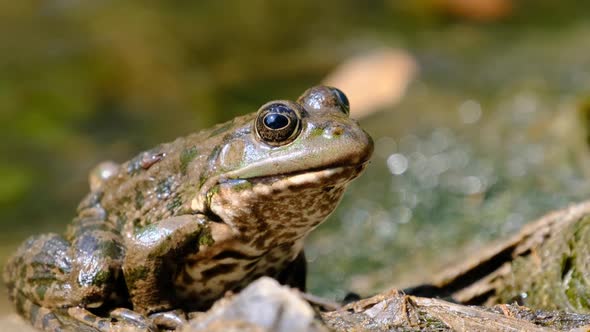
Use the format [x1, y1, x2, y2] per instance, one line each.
[67, 307, 157, 332]
[149, 309, 187, 330]
[109, 308, 158, 332]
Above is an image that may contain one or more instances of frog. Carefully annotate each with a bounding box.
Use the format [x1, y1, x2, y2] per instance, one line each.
[3, 86, 374, 332]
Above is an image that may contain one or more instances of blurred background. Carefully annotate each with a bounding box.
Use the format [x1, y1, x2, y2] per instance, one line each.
[2, 0, 590, 314]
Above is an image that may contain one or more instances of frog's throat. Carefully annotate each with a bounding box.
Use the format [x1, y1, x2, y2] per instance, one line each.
[190, 163, 368, 226]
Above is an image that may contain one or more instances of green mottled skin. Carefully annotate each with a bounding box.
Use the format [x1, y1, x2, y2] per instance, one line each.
[3, 86, 373, 331]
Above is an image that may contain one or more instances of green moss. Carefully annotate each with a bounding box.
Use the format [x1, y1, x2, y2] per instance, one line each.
[180, 146, 199, 175]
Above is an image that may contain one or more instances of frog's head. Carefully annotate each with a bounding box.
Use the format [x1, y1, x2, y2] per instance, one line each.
[194, 86, 373, 249]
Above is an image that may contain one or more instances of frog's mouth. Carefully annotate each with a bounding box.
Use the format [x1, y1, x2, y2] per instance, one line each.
[224, 160, 369, 189]
[193, 161, 369, 224]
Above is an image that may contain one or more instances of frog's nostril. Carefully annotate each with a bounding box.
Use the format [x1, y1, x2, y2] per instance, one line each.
[323, 124, 345, 139]
[329, 126, 344, 136]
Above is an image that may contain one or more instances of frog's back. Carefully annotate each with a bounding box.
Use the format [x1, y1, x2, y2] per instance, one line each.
[82, 115, 253, 235]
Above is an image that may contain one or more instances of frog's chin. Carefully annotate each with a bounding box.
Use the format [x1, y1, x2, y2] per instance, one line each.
[205, 163, 368, 239]
[192, 163, 368, 229]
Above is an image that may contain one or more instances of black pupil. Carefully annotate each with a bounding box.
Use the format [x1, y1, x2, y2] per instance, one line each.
[264, 113, 289, 130]
[332, 88, 349, 108]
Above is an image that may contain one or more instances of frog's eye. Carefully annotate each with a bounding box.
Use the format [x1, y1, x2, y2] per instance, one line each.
[329, 87, 350, 115]
[255, 103, 302, 146]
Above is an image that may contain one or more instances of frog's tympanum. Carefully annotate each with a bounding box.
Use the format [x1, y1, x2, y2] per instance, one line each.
[4, 86, 373, 331]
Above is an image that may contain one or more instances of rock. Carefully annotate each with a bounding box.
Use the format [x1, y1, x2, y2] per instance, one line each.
[182, 277, 328, 332]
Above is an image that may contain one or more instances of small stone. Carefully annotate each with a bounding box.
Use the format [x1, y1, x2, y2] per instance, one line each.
[183, 277, 328, 332]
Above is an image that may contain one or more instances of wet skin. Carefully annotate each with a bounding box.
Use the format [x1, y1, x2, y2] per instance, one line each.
[3, 86, 374, 331]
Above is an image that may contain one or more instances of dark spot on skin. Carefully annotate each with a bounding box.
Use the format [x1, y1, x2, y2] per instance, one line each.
[207, 145, 222, 168]
[134, 188, 144, 210]
[41, 312, 56, 330]
[166, 195, 183, 215]
[211, 250, 264, 261]
[15, 293, 26, 317]
[200, 263, 239, 279]
[156, 176, 175, 200]
[77, 235, 99, 254]
[244, 260, 260, 270]
[35, 285, 47, 301]
[99, 241, 124, 260]
[279, 231, 298, 242]
[253, 236, 267, 250]
[180, 146, 199, 175]
[181, 269, 193, 284]
[97, 319, 109, 330]
[133, 218, 142, 232]
[185, 257, 198, 268]
[255, 222, 268, 233]
[115, 214, 127, 231]
[125, 197, 139, 210]
[29, 303, 39, 323]
[83, 314, 97, 323]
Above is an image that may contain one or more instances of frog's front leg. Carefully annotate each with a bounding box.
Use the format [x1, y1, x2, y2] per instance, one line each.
[123, 214, 211, 328]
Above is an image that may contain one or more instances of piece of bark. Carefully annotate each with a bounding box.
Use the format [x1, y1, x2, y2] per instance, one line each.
[321, 290, 590, 331]
[407, 200, 590, 313]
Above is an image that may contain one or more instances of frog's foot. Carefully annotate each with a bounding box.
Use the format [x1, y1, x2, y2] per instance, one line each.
[67, 307, 157, 332]
[149, 309, 187, 330]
